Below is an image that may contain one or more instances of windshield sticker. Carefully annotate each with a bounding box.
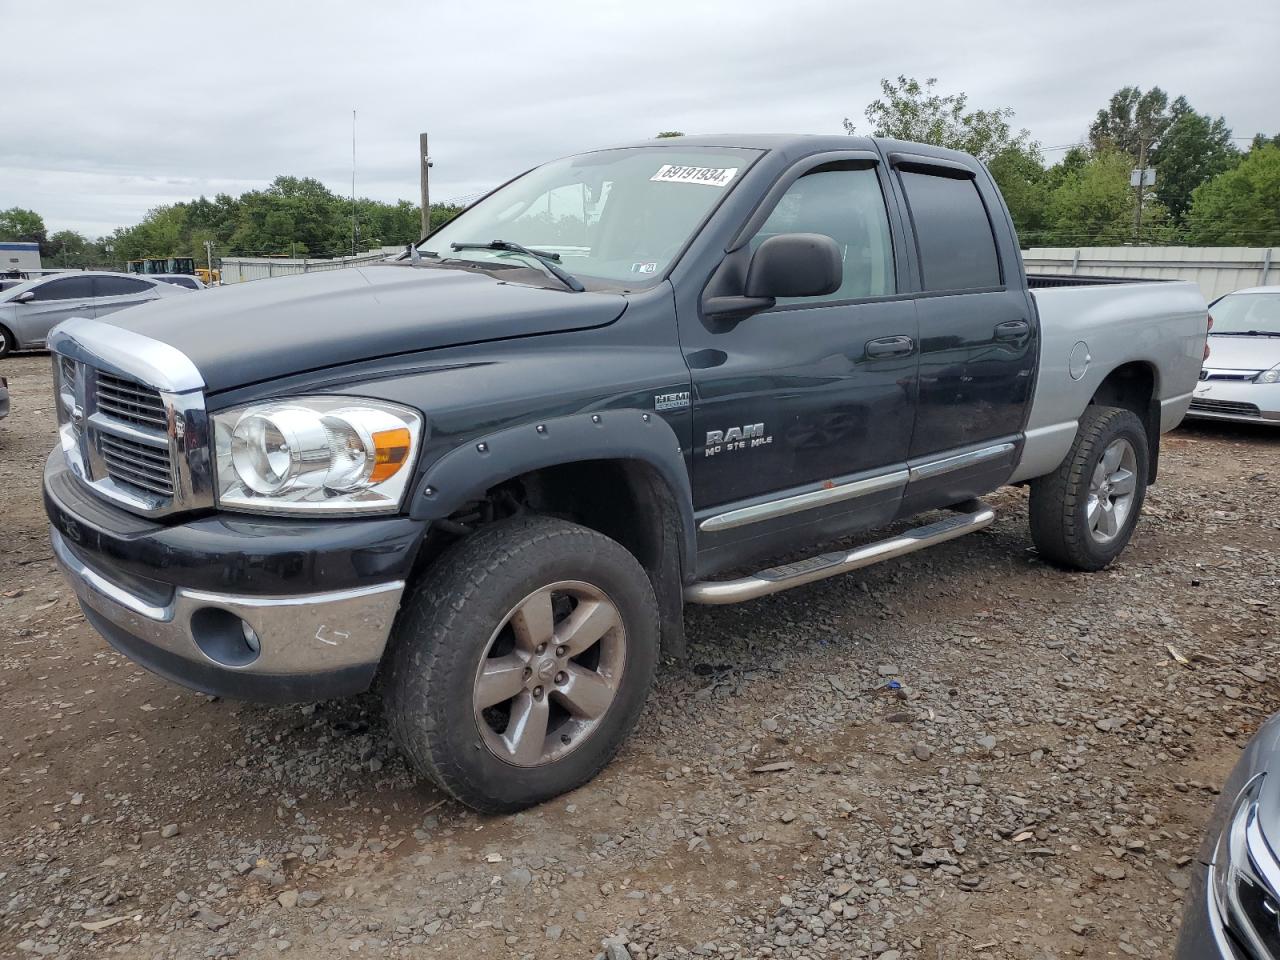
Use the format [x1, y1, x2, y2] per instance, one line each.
[630, 261, 658, 274]
[650, 165, 739, 187]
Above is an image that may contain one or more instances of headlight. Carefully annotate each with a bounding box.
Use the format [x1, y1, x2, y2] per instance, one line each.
[1211, 773, 1280, 957]
[213, 397, 423, 515]
[1257, 365, 1280, 384]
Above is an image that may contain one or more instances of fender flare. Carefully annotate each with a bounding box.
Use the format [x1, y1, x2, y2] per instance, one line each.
[409, 409, 696, 573]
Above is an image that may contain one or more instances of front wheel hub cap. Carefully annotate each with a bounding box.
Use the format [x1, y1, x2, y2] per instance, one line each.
[471, 580, 626, 767]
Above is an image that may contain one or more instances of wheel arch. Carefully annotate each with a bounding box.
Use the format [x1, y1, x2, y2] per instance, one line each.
[409, 411, 694, 658]
[1088, 359, 1161, 483]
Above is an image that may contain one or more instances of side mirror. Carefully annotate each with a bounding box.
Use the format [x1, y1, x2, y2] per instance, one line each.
[745, 233, 842, 299]
[15, 290, 34, 303]
[703, 233, 843, 320]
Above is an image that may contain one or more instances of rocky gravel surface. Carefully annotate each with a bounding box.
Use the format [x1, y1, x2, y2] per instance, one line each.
[1, 351, 1277, 959]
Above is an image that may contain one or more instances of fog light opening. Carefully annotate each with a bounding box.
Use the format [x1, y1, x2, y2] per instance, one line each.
[190, 607, 262, 667]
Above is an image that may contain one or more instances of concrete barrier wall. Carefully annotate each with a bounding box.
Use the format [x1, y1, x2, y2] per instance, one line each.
[1023, 247, 1277, 302]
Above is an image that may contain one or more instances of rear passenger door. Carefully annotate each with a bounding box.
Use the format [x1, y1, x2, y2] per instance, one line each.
[890, 156, 1037, 515]
[92, 275, 161, 317]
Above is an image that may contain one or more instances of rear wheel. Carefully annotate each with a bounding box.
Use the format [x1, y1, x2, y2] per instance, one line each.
[0, 324, 14, 358]
[1029, 405, 1149, 571]
[384, 515, 659, 813]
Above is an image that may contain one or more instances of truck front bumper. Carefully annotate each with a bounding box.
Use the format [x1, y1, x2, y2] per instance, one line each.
[43, 450, 424, 703]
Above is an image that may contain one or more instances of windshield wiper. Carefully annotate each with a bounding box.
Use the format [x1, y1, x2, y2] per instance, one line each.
[449, 240, 585, 293]
[1211, 330, 1280, 337]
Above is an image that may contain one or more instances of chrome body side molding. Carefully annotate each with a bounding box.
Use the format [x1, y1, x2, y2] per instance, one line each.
[698, 469, 909, 533]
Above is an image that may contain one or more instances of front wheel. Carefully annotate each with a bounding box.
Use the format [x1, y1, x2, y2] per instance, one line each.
[384, 515, 659, 813]
[1029, 405, 1149, 571]
[0, 324, 14, 358]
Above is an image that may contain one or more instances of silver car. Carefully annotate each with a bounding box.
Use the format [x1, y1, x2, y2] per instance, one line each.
[1188, 286, 1280, 426]
[0, 271, 187, 358]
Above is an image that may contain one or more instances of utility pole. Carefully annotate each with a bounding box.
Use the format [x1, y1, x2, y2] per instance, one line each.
[351, 109, 358, 258]
[1133, 135, 1147, 243]
[419, 132, 432, 239]
[204, 240, 214, 281]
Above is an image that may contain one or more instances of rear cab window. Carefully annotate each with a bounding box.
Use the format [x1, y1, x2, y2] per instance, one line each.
[897, 168, 1002, 292]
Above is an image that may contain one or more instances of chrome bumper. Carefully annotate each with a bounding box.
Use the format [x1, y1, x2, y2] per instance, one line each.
[52, 528, 404, 701]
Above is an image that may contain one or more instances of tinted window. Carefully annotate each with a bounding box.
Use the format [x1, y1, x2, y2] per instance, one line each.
[899, 171, 1000, 291]
[750, 166, 895, 304]
[162, 277, 199, 289]
[93, 276, 153, 297]
[29, 276, 95, 302]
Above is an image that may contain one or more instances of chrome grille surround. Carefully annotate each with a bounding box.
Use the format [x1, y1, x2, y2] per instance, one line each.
[48, 317, 214, 518]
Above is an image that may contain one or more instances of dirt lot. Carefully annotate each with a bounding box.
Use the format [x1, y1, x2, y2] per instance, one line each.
[1, 351, 1277, 960]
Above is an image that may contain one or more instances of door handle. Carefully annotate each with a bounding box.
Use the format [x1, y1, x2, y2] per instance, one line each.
[995, 320, 1030, 341]
[865, 336, 915, 358]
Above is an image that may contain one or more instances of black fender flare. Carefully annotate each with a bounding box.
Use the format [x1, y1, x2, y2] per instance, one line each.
[409, 409, 696, 574]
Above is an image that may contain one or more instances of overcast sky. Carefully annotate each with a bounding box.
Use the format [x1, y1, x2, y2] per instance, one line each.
[3, 0, 1276, 239]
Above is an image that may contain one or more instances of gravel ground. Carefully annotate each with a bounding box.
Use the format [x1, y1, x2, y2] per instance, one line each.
[1, 350, 1277, 960]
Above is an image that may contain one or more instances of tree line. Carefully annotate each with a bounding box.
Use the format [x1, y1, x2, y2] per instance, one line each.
[844, 77, 1279, 248]
[3, 78, 1277, 270]
[0, 179, 464, 271]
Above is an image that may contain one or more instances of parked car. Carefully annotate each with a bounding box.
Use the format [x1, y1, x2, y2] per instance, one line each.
[42, 135, 1208, 813]
[1175, 711, 1280, 958]
[1188, 286, 1280, 426]
[152, 274, 207, 291]
[0, 374, 8, 420]
[0, 277, 27, 294]
[0, 271, 187, 357]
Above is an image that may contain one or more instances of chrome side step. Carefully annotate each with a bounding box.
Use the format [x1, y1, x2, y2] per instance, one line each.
[683, 503, 995, 605]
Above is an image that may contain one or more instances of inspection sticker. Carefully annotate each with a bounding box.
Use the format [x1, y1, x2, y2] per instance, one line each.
[650, 164, 739, 187]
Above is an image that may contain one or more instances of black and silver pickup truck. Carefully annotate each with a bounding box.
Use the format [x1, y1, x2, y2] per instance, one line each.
[43, 135, 1208, 812]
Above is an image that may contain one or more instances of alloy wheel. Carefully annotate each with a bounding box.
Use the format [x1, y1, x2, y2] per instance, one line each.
[472, 580, 626, 767]
[1087, 438, 1138, 543]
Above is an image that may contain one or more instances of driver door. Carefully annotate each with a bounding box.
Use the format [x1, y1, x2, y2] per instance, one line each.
[682, 157, 919, 573]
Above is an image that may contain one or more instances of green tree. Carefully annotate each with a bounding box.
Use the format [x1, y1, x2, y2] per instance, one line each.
[1184, 145, 1280, 245]
[987, 145, 1051, 244]
[655, 131, 684, 138]
[845, 75, 1038, 164]
[1250, 133, 1280, 151]
[1046, 150, 1174, 245]
[1088, 86, 1171, 161]
[1150, 97, 1239, 223]
[0, 206, 48, 252]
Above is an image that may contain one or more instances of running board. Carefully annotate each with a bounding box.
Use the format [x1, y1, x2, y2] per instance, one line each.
[683, 503, 995, 605]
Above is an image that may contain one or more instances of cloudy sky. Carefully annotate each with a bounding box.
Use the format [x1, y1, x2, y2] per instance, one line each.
[3, 0, 1276, 238]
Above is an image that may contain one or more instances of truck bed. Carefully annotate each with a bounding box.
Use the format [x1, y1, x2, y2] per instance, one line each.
[1026, 273, 1167, 289]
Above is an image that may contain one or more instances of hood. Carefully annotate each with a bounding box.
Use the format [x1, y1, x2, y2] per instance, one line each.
[102, 263, 628, 392]
[1206, 333, 1280, 372]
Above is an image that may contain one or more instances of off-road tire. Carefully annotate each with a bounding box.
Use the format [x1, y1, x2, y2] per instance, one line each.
[1029, 404, 1149, 571]
[384, 515, 660, 814]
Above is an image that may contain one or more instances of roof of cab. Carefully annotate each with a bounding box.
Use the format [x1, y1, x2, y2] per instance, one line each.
[615, 133, 985, 169]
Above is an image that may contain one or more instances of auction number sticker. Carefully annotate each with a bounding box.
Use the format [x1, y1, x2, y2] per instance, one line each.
[650, 164, 739, 187]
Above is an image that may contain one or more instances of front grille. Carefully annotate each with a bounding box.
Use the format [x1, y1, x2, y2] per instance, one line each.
[1190, 398, 1262, 417]
[50, 319, 210, 519]
[96, 371, 169, 429]
[1202, 369, 1261, 382]
[98, 433, 174, 496]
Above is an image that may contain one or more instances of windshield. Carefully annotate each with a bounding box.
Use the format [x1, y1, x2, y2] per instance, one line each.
[420, 146, 761, 287]
[1212, 292, 1280, 334]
